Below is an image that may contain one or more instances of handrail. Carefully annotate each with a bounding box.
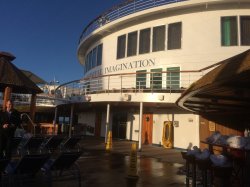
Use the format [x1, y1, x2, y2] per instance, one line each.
[7, 62, 221, 107]
[79, 0, 188, 44]
[54, 58, 227, 102]
[21, 113, 37, 136]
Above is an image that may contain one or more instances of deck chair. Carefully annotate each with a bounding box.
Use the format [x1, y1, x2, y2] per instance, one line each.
[0, 158, 9, 172]
[42, 151, 82, 187]
[6, 153, 50, 186]
[20, 136, 45, 155]
[0, 158, 10, 186]
[40, 135, 65, 153]
[60, 136, 82, 152]
[11, 137, 22, 157]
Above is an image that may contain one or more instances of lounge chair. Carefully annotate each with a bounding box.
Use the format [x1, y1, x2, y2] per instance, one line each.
[19, 136, 45, 155]
[11, 137, 22, 157]
[60, 136, 82, 152]
[40, 135, 65, 153]
[42, 151, 82, 187]
[0, 158, 10, 186]
[6, 153, 50, 186]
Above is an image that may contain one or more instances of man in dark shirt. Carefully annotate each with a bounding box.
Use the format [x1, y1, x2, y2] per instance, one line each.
[0, 100, 21, 159]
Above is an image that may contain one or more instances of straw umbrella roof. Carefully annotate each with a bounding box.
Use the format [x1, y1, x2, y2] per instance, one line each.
[176, 49, 250, 115]
[21, 69, 47, 85]
[0, 52, 43, 94]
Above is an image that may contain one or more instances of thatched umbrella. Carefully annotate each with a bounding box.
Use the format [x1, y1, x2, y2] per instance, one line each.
[0, 51, 43, 121]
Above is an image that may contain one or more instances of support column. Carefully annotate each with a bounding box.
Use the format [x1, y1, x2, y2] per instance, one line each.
[29, 94, 37, 121]
[30, 94, 37, 135]
[138, 102, 143, 151]
[105, 103, 110, 143]
[3, 87, 12, 111]
[53, 106, 58, 135]
[69, 104, 74, 137]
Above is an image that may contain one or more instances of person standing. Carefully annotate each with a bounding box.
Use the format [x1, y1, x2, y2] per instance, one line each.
[0, 100, 21, 159]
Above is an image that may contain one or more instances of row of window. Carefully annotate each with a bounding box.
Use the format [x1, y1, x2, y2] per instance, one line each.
[136, 67, 180, 89]
[117, 22, 182, 59]
[221, 16, 250, 46]
[84, 16, 250, 73]
[85, 44, 103, 73]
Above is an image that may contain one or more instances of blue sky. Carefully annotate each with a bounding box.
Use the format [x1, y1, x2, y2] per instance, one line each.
[0, 0, 123, 84]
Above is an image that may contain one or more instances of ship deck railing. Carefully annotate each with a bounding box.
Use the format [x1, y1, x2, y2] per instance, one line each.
[0, 63, 220, 106]
[79, 0, 188, 44]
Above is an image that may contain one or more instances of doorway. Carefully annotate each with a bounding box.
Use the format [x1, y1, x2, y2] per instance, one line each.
[112, 112, 127, 139]
[142, 113, 153, 144]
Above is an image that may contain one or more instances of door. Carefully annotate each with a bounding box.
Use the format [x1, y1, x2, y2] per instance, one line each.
[142, 113, 153, 144]
[112, 112, 127, 139]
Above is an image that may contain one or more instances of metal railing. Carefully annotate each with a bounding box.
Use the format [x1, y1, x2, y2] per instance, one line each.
[0, 70, 202, 106]
[0, 63, 220, 106]
[9, 93, 69, 107]
[55, 69, 209, 101]
[20, 113, 37, 136]
[79, 0, 188, 44]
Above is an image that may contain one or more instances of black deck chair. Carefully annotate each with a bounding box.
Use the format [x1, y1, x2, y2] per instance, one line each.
[42, 151, 82, 187]
[11, 137, 22, 157]
[41, 135, 65, 153]
[0, 158, 9, 172]
[6, 153, 50, 186]
[20, 136, 45, 155]
[60, 136, 82, 152]
[0, 158, 10, 186]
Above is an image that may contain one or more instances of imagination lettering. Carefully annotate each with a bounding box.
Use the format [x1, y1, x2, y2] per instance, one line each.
[104, 59, 155, 74]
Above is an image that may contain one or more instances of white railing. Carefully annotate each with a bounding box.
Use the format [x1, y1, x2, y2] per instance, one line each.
[5, 93, 70, 107]
[1, 64, 219, 106]
[79, 0, 188, 43]
[56, 69, 210, 101]
[20, 113, 37, 136]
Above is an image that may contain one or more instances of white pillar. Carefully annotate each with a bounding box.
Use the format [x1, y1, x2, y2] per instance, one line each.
[53, 106, 58, 135]
[105, 103, 110, 143]
[138, 102, 143, 151]
[69, 104, 74, 137]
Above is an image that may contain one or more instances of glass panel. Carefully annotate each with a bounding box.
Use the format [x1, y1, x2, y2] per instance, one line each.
[85, 53, 89, 73]
[139, 28, 151, 54]
[240, 16, 250, 46]
[136, 70, 147, 89]
[92, 47, 97, 68]
[127, 31, 138, 57]
[153, 25, 165, 52]
[97, 44, 103, 66]
[150, 68, 162, 89]
[88, 50, 93, 69]
[117, 34, 126, 59]
[167, 67, 180, 89]
[168, 22, 182, 50]
[221, 17, 238, 46]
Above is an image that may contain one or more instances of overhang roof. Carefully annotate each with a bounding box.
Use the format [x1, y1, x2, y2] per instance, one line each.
[176, 49, 250, 116]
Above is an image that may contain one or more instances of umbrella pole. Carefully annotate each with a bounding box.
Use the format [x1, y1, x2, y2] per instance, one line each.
[3, 87, 12, 111]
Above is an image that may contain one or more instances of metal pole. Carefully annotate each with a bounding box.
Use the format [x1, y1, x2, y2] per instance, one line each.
[138, 102, 143, 151]
[105, 103, 110, 143]
[53, 106, 58, 135]
[69, 104, 74, 137]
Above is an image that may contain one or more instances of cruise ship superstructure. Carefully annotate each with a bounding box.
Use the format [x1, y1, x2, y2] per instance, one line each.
[62, 0, 250, 149]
